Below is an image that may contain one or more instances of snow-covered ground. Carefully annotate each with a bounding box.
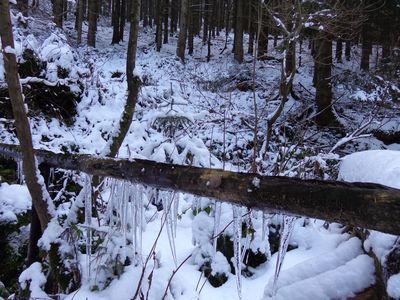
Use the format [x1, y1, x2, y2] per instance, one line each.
[0, 6, 400, 300]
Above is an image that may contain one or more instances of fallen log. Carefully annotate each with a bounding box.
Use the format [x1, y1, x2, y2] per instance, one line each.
[1, 142, 400, 235]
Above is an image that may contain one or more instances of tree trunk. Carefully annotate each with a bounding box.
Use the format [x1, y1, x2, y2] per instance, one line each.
[155, 0, 163, 51]
[17, 0, 29, 16]
[257, 7, 268, 59]
[0, 0, 51, 231]
[361, 22, 371, 71]
[76, 0, 84, 45]
[336, 39, 343, 62]
[87, 0, 98, 47]
[202, 0, 209, 44]
[112, 0, 121, 44]
[1, 143, 400, 235]
[233, 0, 243, 62]
[163, 0, 169, 44]
[315, 33, 337, 127]
[188, 0, 194, 55]
[119, 0, 126, 41]
[345, 40, 351, 61]
[53, 0, 63, 27]
[176, 0, 189, 61]
[170, 0, 178, 33]
[108, 0, 141, 157]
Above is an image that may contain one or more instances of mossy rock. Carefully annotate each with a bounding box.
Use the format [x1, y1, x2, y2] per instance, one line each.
[18, 49, 44, 78]
[268, 223, 298, 255]
[0, 49, 81, 126]
[0, 220, 28, 294]
[216, 234, 268, 277]
[200, 261, 228, 288]
[0, 157, 17, 183]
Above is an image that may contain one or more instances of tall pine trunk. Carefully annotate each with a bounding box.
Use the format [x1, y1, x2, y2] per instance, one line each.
[87, 0, 98, 47]
[176, 0, 189, 61]
[53, 0, 63, 27]
[315, 33, 337, 127]
[233, 0, 243, 62]
[76, 0, 84, 45]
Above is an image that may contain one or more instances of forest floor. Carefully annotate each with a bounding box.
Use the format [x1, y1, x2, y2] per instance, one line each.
[0, 5, 400, 300]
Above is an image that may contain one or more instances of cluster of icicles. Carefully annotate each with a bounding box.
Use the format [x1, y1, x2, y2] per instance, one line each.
[79, 174, 296, 299]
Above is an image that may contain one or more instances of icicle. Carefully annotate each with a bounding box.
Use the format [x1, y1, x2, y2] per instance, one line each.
[232, 205, 242, 300]
[262, 213, 272, 260]
[84, 173, 93, 281]
[163, 191, 177, 266]
[48, 168, 55, 187]
[271, 215, 296, 296]
[213, 201, 222, 253]
[172, 193, 179, 238]
[241, 210, 252, 264]
[136, 184, 144, 264]
[131, 183, 144, 266]
[16, 159, 24, 184]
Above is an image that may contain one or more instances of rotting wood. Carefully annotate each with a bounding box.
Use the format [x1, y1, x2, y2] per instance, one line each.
[1, 143, 400, 235]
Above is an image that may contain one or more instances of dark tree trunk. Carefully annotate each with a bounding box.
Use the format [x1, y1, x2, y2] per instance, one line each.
[257, 8, 268, 59]
[361, 23, 371, 71]
[53, 0, 63, 27]
[17, 0, 29, 16]
[119, 0, 126, 41]
[112, 0, 121, 44]
[87, 0, 98, 47]
[203, 0, 209, 44]
[76, 0, 84, 45]
[233, 0, 243, 62]
[63, 0, 68, 20]
[336, 39, 343, 62]
[26, 205, 42, 266]
[345, 40, 351, 61]
[188, 0, 194, 55]
[155, 0, 163, 51]
[170, 0, 178, 33]
[163, 0, 169, 43]
[176, 0, 189, 61]
[315, 34, 337, 127]
[143, 0, 149, 26]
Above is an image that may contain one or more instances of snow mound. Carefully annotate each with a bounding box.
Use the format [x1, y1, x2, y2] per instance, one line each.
[0, 183, 31, 223]
[262, 253, 375, 300]
[338, 150, 400, 189]
[387, 273, 400, 299]
[262, 237, 375, 299]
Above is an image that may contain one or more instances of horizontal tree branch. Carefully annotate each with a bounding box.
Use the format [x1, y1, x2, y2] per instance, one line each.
[1, 142, 400, 235]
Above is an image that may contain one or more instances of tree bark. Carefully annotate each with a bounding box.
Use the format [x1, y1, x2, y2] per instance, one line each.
[87, 0, 98, 47]
[176, 0, 189, 62]
[76, 0, 84, 45]
[155, 0, 163, 51]
[112, 0, 121, 44]
[163, 0, 169, 44]
[17, 0, 29, 16]
[233, 0, 243, 62]
[53, 0, 63, 27]
[1, 143, 400, 235]
[315, 33, 337, 127]
[119, 0, 126, 41]
[336, 39, 343, 62]
[361, 22, 371, 71]
[0, 0, 51, 231]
